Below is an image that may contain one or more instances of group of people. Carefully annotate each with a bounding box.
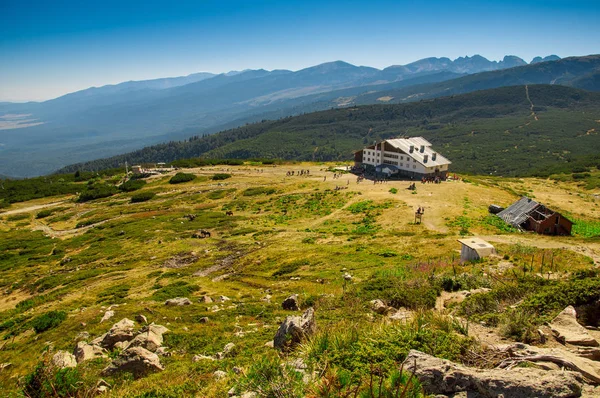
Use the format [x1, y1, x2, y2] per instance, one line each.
[421, 176, 442, 184]
[286, 170, 310, 176]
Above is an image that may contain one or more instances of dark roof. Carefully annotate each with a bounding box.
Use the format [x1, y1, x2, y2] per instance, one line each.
[497, 197, 540, 227]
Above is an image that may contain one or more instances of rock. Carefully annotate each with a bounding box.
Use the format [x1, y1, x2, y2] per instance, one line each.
[232, 366, 243, 374]
[538, 328, 547, 344]
[214, 370, 227, 379]
[388, 308, 412, 322]
[282, 294, 299, 311]
[261, 295, 272, 303]
[218, 295, 231, 303]
[370, 299, 389, 315]
[124, 330, 162, 352]
[52, 351, 77, 368]
[342, 273, 352, 281]
[274, 307, 316, 351]
[0, 363, 12, 372]
[100, 318, 136, 349]
[264, 340, 274, 348]
[135, 314, 148, 324]
[228, 387, 237, 397]
[100, 310, 115, 323]
[155, 347, 170, 357]
[143, 323, 169, 338]
[403, 349, 582, 398]
[550, 306, 599, 346]
[74, 341, 106, 363]
[223, 342, 236, 355]
[165, 297, 192, 306]
[200, 295, 213, 303]
[198, 317, 209, 323]
[241, 393, 257, 398]
[102, 347, 163, 378]
[192, 354, 215, 362]
[75, 331, 90, 342]
[96, 379, 111, 393]
[113, 341, 128, 350]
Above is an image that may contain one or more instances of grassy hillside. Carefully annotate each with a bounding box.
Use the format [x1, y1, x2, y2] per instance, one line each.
[1, 164, 599, 396]
[59, 85, 600, 177]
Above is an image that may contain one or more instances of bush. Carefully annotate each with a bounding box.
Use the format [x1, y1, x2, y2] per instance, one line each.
[243, 187, 276, 196]
[272, 260, 309, 277]
[151, 281, 200, 301]
[119, 179, 146, 192]
[77, 183, 118, 202]
[169, 172, 196, 184]
[358, 276, 440, 309]
[31, 310, 67, 333]
[23, 359, 85, 398]
[131, 191, 155, 203]
[36, 209, 54, 219]
[389, 188, 398, 194]
[211, 173, 232, 180]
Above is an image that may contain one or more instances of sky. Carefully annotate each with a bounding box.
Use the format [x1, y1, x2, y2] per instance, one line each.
[1, 0, 599, 102]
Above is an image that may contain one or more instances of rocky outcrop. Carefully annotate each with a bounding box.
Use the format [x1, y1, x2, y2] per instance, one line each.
[550, 306, 599, 347]
[100, 318, 135, 349]
[124, 330, 162, 352]
[52, 351, 77, 368]
[100, 310, 115, 323]
[404, 349, 582, 398]
[370, 299, 390, 315]
[165, 297, 192, 306]
[282, 294, 299, 311]
[74, 341, 106, 363]
[102, 347, 163, 378]
[274, 307, 316, 351]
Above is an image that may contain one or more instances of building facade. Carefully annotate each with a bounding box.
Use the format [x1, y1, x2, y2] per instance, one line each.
[354, 137, 451, 179]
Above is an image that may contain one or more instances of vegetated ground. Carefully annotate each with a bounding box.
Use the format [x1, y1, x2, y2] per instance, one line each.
[1, 163, 600, 396]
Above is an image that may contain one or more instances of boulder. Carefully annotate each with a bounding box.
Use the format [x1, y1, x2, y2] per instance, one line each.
[75, 331, 90, 342]
[74, 341, 106, 363]
[124, 330, 162, 352]
[218, 295, 231, 303]
[282, 294, 299, 311]
[52, 351, 77, 368]
[143, 323, 169, 338]
[223, 342, 236, 355]
[370, 299, 390, 315]
[274, 307, 316, 351]
[192, 354, 215, 362]
[165, 297, 192, 306]
[200, 295, 213, 303]
[100, 310, 115, 323]
[403, 349, 582, 398]
[550, 306, 599, 347]
[100, 318, 136, 349]
[102, 347, 163, 378]
[198, 317, 209, 323]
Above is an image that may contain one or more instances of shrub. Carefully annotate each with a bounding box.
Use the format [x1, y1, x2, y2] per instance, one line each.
[6, 213, 30, 221]
[243, 187, 276, 196]
[119, 179, 146, 192]
[23, 359, 85, 398]
[500, 308, 537, 343]
[151, 281, 200, 301]
[36, 209, 54, 219]
[207, 188, 236, 199]
[131, 191, 155, 203]
[169, 173, 196, 184]
[77, 183, 118, 202]
[211, 173, 232, 180]
[31, 310, 67, 333]
[389, 187, 398, 194]
[358, 277, 440, 309]
[272, 260, 309, 277]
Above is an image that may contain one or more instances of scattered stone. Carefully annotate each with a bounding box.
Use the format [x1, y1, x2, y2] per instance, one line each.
[100, 318, 135, 349]
[198, 317, 209, 323]
[218, 295, 231, 303]
[214, 370, 227, 380]
[404, 349, 582, 398]
[388, 308, 413, 322]
[274, 307, 316, 351]
[0, 363, 12, 372]
[223, 342, 236, 355]
[192, 354, 215, 362]
[228, 387, 237, 397]
[165, 297, 192, 306]
[102, 347, 164, 378]
[232, 366, 243, 374]
[260, 295, 272, 303]
[124, 330, 162, 352]
[96, 379, 111, 394]
[100, 310, 115, 323]
[369, 299, 390, 315]
[241, 393, 257, 398]
[282, 294, 299, 311]
[113, 341, 128, 350]
[136, 314, 148, 324]
[52, 351, 77, 368]
[74, 341, 106, 363]
[75, 331, 90, 342]
[264, 340, 274, 348]
[342, 273, 352, 281]
[550, 306, 599, 346]
[200, 295, 213, 303]
[538, 328, 547, 344]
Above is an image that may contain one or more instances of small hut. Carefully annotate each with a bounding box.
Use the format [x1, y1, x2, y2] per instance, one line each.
[458, 238, 496, 262]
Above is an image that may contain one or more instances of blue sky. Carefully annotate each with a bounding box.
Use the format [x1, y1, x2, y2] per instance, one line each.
[1, 0, 598, 101]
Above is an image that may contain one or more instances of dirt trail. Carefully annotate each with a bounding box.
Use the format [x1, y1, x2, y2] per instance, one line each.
[525, 85, 539, 121]
[479, 234, 600, 266]
[0, 200, 67, 216]
[32, 217, 117, 238]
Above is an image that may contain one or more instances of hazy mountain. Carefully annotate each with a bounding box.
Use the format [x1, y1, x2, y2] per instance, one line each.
[0, 54, 581, 177]
[531, 55, 561, 64]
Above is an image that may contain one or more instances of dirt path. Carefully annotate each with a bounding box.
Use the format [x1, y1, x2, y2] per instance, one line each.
[32, 217, 117, 238]
[479, 234, 600, 266]
[0, 200, 67, 216]
[525, 85, 539, 121]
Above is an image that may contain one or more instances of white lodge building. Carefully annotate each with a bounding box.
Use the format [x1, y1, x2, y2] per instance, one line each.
[354, 137, 451, 179]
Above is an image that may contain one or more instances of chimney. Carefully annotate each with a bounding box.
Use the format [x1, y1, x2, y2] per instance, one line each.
[432, 152, 437, 161]
[420, 145, 425, 153]
[409, 145, 414, 153]
[423, 154, 428, 163]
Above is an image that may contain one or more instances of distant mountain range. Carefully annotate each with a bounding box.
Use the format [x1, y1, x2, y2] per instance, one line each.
[3, 53, 600, 178]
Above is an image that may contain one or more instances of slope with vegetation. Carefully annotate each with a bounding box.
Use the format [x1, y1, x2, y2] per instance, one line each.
[60, 84, 600, 177]
[0, 163, 599, 396]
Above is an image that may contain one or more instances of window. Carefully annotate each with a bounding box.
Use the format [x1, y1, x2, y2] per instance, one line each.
[413, 165, 416, 169]
[384, 153, 399, 159]
[383, 160, 397, 165]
